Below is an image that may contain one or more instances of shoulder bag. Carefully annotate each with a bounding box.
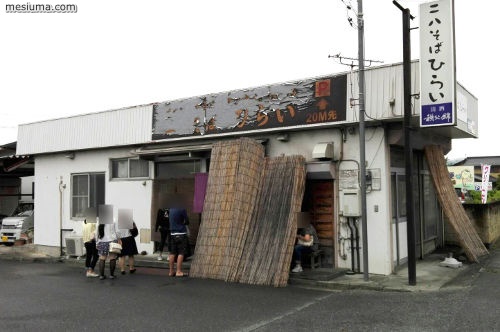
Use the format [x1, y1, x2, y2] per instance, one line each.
[109, 242, 122, 254]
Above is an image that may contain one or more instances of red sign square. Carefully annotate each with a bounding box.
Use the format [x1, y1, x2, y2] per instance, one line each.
[315, 79, 331, 98]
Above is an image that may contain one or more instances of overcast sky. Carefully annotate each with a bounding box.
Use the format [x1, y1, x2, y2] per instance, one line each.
[0, 0, 497, 159]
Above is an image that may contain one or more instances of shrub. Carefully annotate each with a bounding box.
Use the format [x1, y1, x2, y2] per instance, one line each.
[466, 189, 500, 204]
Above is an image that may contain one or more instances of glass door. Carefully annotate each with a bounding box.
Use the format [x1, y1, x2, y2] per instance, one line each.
[391, 169, 407, 266]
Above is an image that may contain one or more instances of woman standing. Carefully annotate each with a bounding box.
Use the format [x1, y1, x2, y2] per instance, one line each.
[82, 219, 99, 277]
[96, 222, 121, 280]
[118, 222, 139, 274]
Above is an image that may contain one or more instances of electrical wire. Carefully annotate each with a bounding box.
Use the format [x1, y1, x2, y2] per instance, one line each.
[340, 0, 358, 29]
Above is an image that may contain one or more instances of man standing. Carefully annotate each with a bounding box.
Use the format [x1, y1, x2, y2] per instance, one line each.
[168, 207, 189, 277]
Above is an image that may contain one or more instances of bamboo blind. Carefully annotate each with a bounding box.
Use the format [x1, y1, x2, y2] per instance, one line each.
[238, 155, 306, 287]
[424, 145, 488, 262]
[189, 138, 264, 281]
[189, 138, 306, 286]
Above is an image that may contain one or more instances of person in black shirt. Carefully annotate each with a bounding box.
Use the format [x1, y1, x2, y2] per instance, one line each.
[155, 208, 169, 261]
[168, 207, 189, 277]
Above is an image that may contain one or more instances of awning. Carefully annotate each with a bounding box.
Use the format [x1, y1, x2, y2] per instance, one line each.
[2, 155, 31, 172]
[306, 161, 336, 180]
[131, 139, 267, 157]
[131, 143, 214, 156]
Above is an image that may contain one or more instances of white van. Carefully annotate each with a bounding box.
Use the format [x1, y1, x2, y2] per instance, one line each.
[0, 201, 34, 246]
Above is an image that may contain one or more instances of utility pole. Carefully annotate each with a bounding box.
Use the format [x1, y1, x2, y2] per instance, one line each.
[357, 0, 369, 282]
[393, 0, 416, 286]
[332, 0, 383, 282]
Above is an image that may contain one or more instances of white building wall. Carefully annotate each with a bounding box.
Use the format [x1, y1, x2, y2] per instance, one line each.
[34, 148, 154, 254]
[266, 127, 393, 275]
[336, 127, 392, 275]
[265, 129, 342, 161]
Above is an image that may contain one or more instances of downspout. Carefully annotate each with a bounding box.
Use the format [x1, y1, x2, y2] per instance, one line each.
[354, 218, 361, 273]
[58, 177, 75, 257]
[59, 177, 65, 257]
[347, 218, 355, 274]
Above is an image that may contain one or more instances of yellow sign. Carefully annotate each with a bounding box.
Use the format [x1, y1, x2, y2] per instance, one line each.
[448, 166, 474, 190]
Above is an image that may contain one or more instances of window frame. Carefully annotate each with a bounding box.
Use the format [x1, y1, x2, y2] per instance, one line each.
[110, 157, 150, 180]
[70, 172, 105, 219]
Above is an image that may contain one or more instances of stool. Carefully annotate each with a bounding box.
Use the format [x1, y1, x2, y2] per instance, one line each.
[303, 249, 323, 269]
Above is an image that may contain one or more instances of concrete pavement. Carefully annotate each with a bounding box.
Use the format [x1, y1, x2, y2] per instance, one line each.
[0, 242, 495, 292]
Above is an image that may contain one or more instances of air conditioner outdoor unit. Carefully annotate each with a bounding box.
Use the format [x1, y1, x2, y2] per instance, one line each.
[65, 237, 84, 257]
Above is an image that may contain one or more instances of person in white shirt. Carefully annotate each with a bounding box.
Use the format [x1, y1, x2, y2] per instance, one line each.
[82, 220, 99, 277]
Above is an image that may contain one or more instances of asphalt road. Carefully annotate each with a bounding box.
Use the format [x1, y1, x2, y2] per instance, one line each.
[1, 254, 499, 332]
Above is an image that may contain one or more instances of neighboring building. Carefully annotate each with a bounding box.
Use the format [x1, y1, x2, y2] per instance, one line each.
[447, 157, 500, 247]
[450, 156, 500, 186]
[0, 142, 34, 217]
[16, 61, 478, 275]
[448, 156, 499, 203]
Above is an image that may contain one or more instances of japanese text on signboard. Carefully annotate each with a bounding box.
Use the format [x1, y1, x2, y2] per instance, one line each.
[419, 0, 456, 127]
[152, 75, 347, 139]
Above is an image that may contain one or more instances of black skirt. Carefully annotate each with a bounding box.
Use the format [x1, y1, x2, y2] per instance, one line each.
[120, 236, 138, 256]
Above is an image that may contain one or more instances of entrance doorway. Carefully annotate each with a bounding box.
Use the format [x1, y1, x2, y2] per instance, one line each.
[302, 180, 335, 267]
[151, 159, 206, 254]
[390, 148, 443, 269]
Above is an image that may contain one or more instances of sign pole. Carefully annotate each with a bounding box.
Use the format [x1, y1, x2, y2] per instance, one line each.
[393, 0, 417, 286]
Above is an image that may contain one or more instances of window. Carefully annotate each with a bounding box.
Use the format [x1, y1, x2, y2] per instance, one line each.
[111, 158, 150, 179]
[71, 173, 105, 218]
[155, 160, 201, 179]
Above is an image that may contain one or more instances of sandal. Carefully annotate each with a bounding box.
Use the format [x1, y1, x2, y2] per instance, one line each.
[175, 272, 188, 278]
[129, 268, 136, 274]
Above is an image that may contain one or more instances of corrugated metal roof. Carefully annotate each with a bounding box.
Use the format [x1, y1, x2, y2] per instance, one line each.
[17, 105, 153, 155]
[454, 156, 500, 166]
[15, 61, 478, 155]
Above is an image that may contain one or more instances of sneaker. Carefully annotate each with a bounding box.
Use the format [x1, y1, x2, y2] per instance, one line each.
[291, 265, 303, 273]
[109, 275, 116, 280]
[157, 256, 163, 261]
[99, 275, 106, 280]
[87, 271, 99, 278]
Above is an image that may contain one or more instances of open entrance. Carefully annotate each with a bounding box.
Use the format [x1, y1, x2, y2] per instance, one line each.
[151, 159, 207, 255]
[302, 180, 335, 267]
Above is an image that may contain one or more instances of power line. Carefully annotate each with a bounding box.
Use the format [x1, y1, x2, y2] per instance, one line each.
[340, 0, 358, 28]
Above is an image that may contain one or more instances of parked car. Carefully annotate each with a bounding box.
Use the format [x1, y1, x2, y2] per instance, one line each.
[0, 214, 7, 227]
[0, 201, 34, 246]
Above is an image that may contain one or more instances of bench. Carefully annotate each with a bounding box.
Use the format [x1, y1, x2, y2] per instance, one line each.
[302, 249, 323, 269]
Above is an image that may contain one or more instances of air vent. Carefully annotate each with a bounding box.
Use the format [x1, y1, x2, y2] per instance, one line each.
[312, 142, 334, 160]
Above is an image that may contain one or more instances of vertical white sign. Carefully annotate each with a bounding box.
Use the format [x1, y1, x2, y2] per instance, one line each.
[419, 0, 456, 127]
[481, 164, 491, 204]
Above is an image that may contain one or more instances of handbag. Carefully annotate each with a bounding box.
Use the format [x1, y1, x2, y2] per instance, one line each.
[109, 242, 122, 254]
[131, 224, 138, 238]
